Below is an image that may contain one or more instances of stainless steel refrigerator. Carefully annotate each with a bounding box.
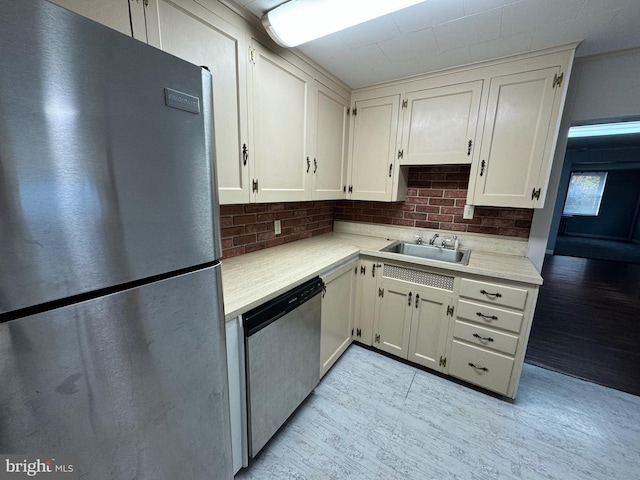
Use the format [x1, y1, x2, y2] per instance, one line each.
[0, 0, 233, 478]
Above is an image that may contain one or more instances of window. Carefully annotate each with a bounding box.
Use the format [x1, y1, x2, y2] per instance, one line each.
[563, 172, 608, 216]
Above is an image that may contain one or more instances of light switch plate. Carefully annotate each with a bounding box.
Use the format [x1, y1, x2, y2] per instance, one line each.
[274, 220, 281, 235]
[463, 204, 475, 219]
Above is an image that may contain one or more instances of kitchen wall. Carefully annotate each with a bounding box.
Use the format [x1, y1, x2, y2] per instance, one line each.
[220, 165, 533, 259]
[335, 165, 532, 237]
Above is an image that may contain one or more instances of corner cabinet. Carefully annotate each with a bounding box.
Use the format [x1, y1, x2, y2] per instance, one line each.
[347, 95, 407, 202]
[320, 259, 357, 378]
[467, 66, 565, 208]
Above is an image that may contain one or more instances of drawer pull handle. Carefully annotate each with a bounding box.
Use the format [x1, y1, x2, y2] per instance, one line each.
[480, 289, 502, 298]
[476, 312, 498, 321]
[468, 362, 489, 372]
[473, 333, 494, 343]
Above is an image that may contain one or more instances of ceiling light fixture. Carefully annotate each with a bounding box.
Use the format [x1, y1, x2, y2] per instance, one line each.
[262, 0, 427, 48]
[568, 121, 640, 138]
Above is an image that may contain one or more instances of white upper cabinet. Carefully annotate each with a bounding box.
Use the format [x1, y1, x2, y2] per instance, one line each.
[400, 81, 483, 165]
[348, 95, 406, 202]
[144, 0, 251, 204]
[249, 41, 313, 203]
[310, 82, 349, 200]
[468, 66, 562, 208]
[48, 0, 134, 36]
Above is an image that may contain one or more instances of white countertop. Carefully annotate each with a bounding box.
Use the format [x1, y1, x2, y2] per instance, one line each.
[221, 231, 542, 321]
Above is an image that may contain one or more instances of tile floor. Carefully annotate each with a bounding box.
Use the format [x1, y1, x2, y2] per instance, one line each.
[236, 344, 640, 480]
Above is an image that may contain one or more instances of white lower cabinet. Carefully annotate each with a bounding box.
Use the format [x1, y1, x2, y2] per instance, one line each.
[448, 277, 535, 397]
[373, 266, 454, 371]
[320, 259, 357, 378]
[352, 258, 382, 346]
[367, 261, 537, 398]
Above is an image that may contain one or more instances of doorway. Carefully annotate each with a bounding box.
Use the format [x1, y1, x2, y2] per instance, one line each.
[525, 121, 640, 396]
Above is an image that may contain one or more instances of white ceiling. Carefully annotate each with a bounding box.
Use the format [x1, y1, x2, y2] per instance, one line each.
[230, 0, 640, 88]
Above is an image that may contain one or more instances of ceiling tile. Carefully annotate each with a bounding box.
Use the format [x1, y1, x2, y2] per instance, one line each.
[463, 0, 512, 16]
[376, 29, 440, 63]
[391, 0, 466, 33]
[433, 8, 503, 52]
[417, 46, 473, 73]
[469, 30, 535, 63]
[335, 16, 400, 48]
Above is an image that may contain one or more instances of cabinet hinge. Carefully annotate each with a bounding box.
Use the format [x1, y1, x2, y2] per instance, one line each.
[397, 149, 403, 160]
[360, 265, 366, 275]
[252, 179, 258, 193]
[402, 99, 408, 109]
[531, 187, 541, 200]
[372, 263, 381, 277]
[352, 107, 357, 116]
[347, 107, 351, 116]
[357, 328, 362, 337]
[467, 139, 473, 156]
[321, 282, 327, 298]
[348, 185, 353, 193]
[439, 356, 447, 368]
[351, 328, 354, 336]
[446, 305, 454, 317]
[378, 288, 384, 298]
[248, 47, 256, 65]
[354, 266, 358, 275]
[343, 185, 347, 193]
[552, 72, 564, 89]
[374, 333, 380, 343]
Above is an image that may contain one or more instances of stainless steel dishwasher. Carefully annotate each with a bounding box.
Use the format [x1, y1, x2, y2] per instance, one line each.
[243, 277, 322, 458]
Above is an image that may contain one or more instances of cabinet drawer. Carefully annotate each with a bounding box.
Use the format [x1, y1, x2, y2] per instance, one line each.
[448, 340, 514, 395]
[459, 278, 528, 310]
[453, 321, 519, 355]
[456, 299, 523, 333]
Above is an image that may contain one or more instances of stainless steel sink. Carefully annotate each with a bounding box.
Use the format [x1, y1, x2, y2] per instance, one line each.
[381, 241, 471, 265]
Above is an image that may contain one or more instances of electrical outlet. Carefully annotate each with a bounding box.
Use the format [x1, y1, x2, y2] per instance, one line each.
[463, 204, 475, 219]
[274, 220, 281, 235]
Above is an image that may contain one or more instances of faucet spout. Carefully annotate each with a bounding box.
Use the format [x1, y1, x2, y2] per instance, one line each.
[429, 233, 439, 245]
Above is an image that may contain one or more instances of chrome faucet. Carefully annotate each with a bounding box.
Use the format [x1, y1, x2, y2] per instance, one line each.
[415, 234, 423, 245]
[429, 233, 439, 245]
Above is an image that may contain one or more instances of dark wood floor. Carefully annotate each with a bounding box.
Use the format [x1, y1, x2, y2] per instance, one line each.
[525, 254, 640, 397]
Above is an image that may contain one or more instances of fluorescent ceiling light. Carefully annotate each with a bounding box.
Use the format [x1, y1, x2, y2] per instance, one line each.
[568, 121, 640, 138]
[262, 0, 427, 48]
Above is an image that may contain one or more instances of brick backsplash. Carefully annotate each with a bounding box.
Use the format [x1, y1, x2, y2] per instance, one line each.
[220, 202, 334, 258]
[334, 165, 533, 237]
[219, 166, 533, 259]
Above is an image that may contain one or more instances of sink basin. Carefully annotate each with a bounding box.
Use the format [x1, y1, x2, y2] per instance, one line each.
[381, 241, 471, 265]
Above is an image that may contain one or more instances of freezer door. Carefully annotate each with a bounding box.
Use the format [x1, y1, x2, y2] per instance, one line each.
[0, 266, 233, 480]
[0, 0, 219, 314]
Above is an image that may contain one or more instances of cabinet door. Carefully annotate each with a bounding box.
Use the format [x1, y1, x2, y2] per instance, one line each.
[373, 279, 413, 358]
[144, 0, 251, 204]
[400, 81, 482, 165]
[470, 67, 560, 208]
[349, 95, 401, 201]
[320, 260, 357, 378]
[250, 42, 312, 202]
[353, 259, 381, 346]
[311, 82, 349, 200]
[48, 0, 133, 36]
[407, 288, 451, 371]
